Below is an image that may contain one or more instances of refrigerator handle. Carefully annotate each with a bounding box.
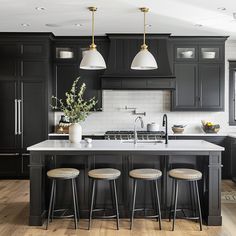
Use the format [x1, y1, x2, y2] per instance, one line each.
[14, 99, 18, 135]
[18, 99, 22, 135]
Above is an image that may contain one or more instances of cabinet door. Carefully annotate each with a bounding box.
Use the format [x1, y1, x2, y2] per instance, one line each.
[55, 63, 103, 111]
[54, 64, 79, 101]
[172, 63, 198, 110]
[20, 60, 48, 80]
[22, 43, 49, 59]
[198, 63, 224, 110]
[0, 80, 18, 151]
[20, 81, 46, 150]
[0, 153, 21, 177]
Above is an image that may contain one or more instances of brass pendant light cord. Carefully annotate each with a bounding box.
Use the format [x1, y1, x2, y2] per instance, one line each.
[143, 10, 146, 46]
[140, 7, 148, 50]
[92, 10, 95, 46]
[88, 7, 97, 49]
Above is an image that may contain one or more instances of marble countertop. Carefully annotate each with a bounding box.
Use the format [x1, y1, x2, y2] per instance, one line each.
[48, 132, 234, 137]
[27, 139, 224, 152]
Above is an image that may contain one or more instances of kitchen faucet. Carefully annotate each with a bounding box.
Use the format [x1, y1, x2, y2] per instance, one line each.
[134, 116, 144, 144]
[162, 114, 168, 144]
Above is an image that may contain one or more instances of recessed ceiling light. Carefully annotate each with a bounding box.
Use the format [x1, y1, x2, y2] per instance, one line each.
[45, 23, 60, 27]
[194, 24, 203, 27]
[233, 13, 236, 20]
[74, 23, 83, 27]
[21, 23, 30, 27]
[217, 7, 226, 11]
[35, 7, 45, 11]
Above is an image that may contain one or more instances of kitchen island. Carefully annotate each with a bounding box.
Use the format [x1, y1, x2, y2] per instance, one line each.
[27, 139, 224, 226]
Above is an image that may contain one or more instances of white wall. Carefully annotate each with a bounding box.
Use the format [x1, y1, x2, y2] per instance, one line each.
[55, 40, 236, 134]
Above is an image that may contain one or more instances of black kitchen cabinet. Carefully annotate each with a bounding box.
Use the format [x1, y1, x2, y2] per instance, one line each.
[0, 33, 53, 178]
[198, 63, 224, 110]
[54, 64, 78, 101]
[171, 37, 227, 111]
[172, 63, 197, 109]
[0, 80, 18, 151]
[21, 81, 46, 150]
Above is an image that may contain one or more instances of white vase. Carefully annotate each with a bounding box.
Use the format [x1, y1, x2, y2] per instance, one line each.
[69, 123, 82, 143]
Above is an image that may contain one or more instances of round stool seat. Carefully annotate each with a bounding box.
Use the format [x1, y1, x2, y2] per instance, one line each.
[129, 168, 162, 180]
[88, 168, 121, 180]
[169, 168, 202, 180]
[47, 168, 80, 179]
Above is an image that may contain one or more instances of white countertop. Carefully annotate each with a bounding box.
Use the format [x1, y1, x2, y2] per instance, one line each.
[48, 132, 232, 137]
[27, 140, 224, 152]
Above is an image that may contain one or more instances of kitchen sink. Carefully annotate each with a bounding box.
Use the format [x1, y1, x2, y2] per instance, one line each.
[121, 140, 164, 144]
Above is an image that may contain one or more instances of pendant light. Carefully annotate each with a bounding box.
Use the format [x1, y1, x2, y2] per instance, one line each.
[131, 7, 158, 70]
[80, 7, 106, 70]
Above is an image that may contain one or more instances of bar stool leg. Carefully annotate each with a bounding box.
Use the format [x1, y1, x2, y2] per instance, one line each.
[71, 179, 78, 229]
[46, 179, 55, 230]
[51, 181, 56, 221]
[169, 179, 175, 222]
[195, 181, 203, 231]
[73, 178, 80, 220]
[89, 179, 96, 230]
[130, 179, 137, 230]
[113, 179, 120, 230]
[154, 179, 162, 230]
[172, 179, 178, 231]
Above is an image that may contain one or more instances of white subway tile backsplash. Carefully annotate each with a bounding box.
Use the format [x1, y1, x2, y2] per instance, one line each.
[54, 40, 236, 134]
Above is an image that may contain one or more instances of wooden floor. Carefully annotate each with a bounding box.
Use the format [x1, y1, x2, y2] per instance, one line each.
[0, 180, 236, 236]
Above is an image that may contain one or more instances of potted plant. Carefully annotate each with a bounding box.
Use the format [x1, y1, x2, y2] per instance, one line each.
[51, 77, 97, 143]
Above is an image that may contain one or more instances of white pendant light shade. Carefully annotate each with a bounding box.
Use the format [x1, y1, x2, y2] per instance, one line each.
[131, 7, 158, 70]
[131, 49, 157, 70]
[79, 6, 106, 70]
[80, 48, 106, 70]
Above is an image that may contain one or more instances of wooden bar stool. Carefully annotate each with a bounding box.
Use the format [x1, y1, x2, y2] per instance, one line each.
[129, 168, 162, 230]
[46, 168, 80, 230]
[88, 168, 121, 230]
[169, 168, 203, 231]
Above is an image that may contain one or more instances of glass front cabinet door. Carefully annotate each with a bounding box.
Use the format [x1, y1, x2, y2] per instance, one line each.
[199, 46, 222, 61]
[175, 46, 197, 61]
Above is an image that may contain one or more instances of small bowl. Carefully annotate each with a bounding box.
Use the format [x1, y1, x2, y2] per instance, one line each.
[181, 51, 193, 58]
[202, 51, 216, 59]
[172, 126, 185, 134]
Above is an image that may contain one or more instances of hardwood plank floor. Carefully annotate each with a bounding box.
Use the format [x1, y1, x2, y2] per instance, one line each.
[0, 180, 235, 236]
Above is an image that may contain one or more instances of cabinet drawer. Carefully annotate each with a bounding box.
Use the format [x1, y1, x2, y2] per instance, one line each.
[0, 153, 21, 177]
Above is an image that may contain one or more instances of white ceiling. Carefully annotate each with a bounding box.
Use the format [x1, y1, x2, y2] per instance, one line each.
[1, 0, 236, 39]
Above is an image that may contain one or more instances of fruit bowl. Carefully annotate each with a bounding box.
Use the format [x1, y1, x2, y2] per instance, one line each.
[201, 120, 220, 133]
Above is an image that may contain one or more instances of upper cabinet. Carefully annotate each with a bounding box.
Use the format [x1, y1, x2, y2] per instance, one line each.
[171, 37, 227, 111]
[53, 37, 109, 111]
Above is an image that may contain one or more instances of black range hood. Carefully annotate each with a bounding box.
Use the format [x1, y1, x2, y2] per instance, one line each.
[101, 34, 175, 90]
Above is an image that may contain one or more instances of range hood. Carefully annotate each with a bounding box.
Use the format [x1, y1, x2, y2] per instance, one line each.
[101, 34, 175, 90]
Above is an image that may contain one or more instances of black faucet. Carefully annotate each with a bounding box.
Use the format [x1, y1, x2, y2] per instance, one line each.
[162, 114, 168, 144]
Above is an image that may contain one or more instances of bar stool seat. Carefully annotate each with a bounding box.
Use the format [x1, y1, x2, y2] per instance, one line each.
[88, 168, 120, 230]
[169, 168, 202, 180]
[129, 168, 162, 180]
[47, 168, 80, 179]
[88, 168, 120, 180]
